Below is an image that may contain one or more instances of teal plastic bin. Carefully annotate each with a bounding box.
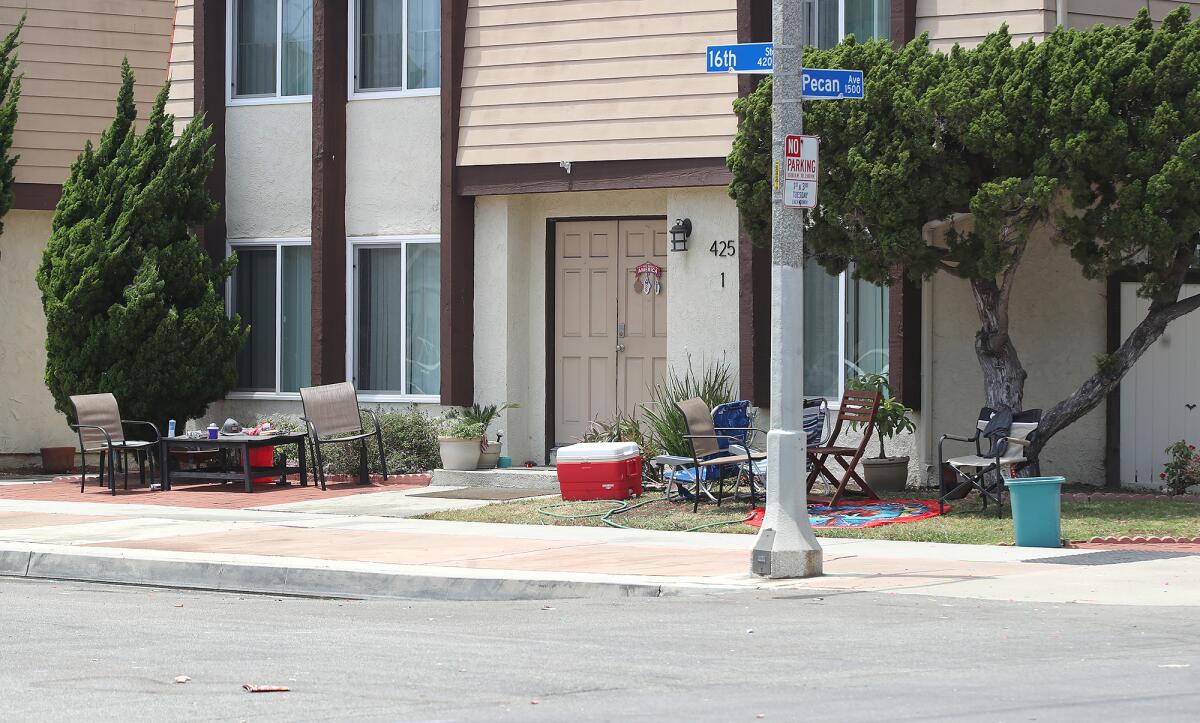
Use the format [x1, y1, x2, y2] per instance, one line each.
[1004, 476, 1065, 547]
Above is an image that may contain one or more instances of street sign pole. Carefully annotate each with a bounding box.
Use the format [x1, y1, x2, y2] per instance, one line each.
[750, 0, 823, 578]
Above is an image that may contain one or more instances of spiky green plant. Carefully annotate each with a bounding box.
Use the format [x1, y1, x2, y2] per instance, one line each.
[640, 360, 737, 457]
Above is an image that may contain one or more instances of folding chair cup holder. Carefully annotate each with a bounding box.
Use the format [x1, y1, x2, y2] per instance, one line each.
[938, 407, 1042, 517]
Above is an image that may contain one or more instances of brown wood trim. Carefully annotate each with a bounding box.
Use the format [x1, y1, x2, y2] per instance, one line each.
[891, 0, 917, 46]
[885, 3, 921, 409]
[888, 273, 922, 409]
[1105, 275, 1121, 489]
[456, 158, 732, 197]
[12, 183, 60, 211]
[194, 0, 226, 260]
[440, 0, 474, 406]
[737, 0, 770, 405]
[544, 218, 556, 458]
[311, 0, 348, 385]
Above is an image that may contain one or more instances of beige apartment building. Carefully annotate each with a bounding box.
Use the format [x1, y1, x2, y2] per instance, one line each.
[1, 0, 1197, 491]
[442, 0, 1200, 487]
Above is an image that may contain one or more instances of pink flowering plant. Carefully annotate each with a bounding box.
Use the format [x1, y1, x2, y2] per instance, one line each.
[1161, 441, 1200, 496]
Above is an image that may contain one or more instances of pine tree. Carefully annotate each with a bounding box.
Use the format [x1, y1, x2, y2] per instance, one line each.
[37, 60, 247, 432]
[0, 17, 24, 237]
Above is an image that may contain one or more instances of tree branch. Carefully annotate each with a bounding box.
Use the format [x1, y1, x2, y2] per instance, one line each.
[1038, 291, 1200, 448]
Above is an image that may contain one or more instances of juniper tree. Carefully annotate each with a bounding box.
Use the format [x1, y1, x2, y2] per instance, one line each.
[37, 60, 247, 432]
[727, 9, 1200, 470]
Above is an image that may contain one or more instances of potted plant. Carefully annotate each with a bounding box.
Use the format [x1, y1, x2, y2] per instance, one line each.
[846, 373, 917, 492]
[437, 416, 486, 471]
[40, 446, 75, 474]
[453, 403, 519, 469]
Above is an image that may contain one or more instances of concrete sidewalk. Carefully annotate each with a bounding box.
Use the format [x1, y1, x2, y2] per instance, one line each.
[1, 488, 1198, 605]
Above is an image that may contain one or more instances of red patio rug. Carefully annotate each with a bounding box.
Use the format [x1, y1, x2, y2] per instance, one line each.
[744, 499, 947, 529]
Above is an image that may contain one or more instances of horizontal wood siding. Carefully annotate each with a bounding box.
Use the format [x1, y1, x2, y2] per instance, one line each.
[0, 0, 174, 185]
[915, 0, 1052, 51]
[457, 0, 739, 166]
[1069, 0, 1200, 29]
[168, 0, 194, 135]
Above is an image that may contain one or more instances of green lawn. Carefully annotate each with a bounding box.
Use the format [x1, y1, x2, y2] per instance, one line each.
[415, 490, 1200, 546]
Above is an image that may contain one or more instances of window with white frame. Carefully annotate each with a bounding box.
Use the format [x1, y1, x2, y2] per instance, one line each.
[350, 237, 440, 398]
[231, 0, 313, 100]
[804, 264, 890, 400]
[351, 0, 440, 94]
[801, 0, 890, 400]
[229, 240, 312, 394]
[804, 0, 890, 48]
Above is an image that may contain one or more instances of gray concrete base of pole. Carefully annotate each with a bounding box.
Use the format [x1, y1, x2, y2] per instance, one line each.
[751, 535, 823, 578]
[750, 430, 824, 578]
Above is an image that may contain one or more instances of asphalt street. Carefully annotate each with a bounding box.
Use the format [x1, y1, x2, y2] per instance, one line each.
[2, 578, 1198, 722]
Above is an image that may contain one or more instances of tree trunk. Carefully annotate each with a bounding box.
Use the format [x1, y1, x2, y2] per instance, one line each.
[970, 278, 1027, 413]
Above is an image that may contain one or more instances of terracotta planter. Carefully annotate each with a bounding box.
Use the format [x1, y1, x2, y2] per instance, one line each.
[40, 446, 75, 474]
[438, 437, 481, 471]
[863, 456, 910, 493]
[476, 440, 503, 469]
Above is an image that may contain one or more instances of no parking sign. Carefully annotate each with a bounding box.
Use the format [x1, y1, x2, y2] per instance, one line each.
[783, 135, 819, 209]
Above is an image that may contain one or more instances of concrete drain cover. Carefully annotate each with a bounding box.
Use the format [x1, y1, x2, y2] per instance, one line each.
[1026, 549, 1196, 565]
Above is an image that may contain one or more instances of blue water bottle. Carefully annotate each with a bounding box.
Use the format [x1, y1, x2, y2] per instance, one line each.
[168, 419, 177, 438]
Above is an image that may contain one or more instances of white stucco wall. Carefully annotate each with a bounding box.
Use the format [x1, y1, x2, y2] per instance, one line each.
[922, 230, 1108, 486]
[0, 211, 78, 463]
[473, 188, 741, 464]
[663, 187, 741, 374]
[345, 96, 440, 236]
[225, 103, 312, 239]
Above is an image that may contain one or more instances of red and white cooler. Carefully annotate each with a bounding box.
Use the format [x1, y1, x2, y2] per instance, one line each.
[555, 442, 643, 501]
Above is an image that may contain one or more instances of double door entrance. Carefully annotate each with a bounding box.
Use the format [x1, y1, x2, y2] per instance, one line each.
[554, 219, 668, 445]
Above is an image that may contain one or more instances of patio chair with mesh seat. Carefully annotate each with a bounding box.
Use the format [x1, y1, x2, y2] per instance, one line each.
[69, 393, 161, 495]
[300, 382, 387, 490]
[805, 389, 882, 506]
[938, 407, 1041, 517]
[677, 397, 766, 511]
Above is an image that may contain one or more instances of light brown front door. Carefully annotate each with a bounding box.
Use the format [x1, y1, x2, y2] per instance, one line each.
[616, 219, 668, 425]
[554, 219, 668, 446]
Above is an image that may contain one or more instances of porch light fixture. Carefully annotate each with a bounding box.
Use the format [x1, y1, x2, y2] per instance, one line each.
[669, 218, 692, 252]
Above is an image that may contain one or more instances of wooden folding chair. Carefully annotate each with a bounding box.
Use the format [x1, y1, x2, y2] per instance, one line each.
[805, 389, 881, 506]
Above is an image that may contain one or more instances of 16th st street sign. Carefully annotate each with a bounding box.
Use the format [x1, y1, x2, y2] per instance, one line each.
[705, 42, 864, 99]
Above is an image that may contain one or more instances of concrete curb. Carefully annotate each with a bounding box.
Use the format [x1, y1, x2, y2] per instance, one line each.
[0, 544, 749, 601]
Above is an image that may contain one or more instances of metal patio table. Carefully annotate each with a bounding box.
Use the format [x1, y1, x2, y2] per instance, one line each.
[160, 432, 308, 492]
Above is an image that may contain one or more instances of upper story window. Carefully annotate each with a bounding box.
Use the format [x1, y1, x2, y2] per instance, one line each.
[232, 0, 313, 101]
[807, 0, 890, 48]
[353, 0, 440, 95]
